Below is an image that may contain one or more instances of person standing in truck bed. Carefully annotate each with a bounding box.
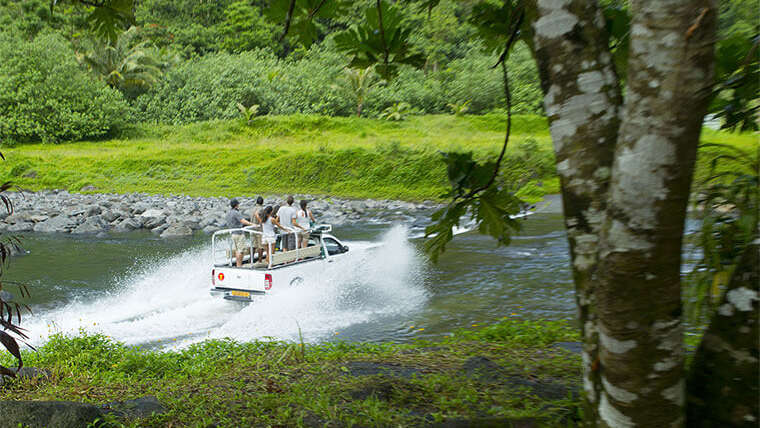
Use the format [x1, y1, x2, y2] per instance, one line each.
[226, 198, 254, 267]
[277, 196, 299, 251]
[249, 196, 265, 263]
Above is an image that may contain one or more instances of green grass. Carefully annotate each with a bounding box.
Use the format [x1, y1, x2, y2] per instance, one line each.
[0, 114, 555, 201]
[0, 319, 582, 427]
[0, 114, 753, 202]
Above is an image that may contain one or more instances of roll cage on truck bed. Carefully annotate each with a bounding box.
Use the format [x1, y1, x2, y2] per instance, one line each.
[209, 225, 349, 301]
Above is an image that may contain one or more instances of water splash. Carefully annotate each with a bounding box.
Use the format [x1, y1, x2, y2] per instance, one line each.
[25, 225, 427, 348]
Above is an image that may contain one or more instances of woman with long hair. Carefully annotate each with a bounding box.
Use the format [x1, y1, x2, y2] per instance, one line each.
[261, 205, 285, 268]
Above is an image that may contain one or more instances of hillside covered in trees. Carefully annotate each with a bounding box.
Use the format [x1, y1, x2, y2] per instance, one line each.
[0, 0, 548, 144]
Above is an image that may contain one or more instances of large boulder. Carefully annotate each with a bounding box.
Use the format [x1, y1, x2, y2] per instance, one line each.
[160, 223, 193, 238]
[143, 215, 166, 229]
[28, 214, 50, 223]
[130, 202, 151, 215]
[4, 212, 32, 224]
[140, 208, 164, 218]
[112, 217, 142, 232]
[83, 205, 101, 216]
[71, 216, 110, 234]
[7, 222, 34, 233]
[33, 216, 77, 233]
[0, 367, 51, 388]
[101, 209, 119, 222]
[0, 400, 103, 428]
[62, 205, 87, 217]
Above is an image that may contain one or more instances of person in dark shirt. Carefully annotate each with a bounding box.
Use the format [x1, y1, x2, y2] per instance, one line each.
[225, 198, 253, 267]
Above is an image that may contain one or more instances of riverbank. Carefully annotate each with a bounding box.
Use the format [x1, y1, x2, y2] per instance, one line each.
[0, 114, 557, 202]
[0, 319, 582, 427]
[0, 190, 440, 238]
[0, 114, 753, 205]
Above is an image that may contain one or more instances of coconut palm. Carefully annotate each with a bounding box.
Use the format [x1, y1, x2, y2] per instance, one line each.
[343, 66, 382, 117]
[79, 26, 166, 93]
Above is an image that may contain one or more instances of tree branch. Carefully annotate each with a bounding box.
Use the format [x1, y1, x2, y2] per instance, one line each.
[457, 7, 524, 201]
[280, 0, 297, 42]
[308, 0, 329, 20]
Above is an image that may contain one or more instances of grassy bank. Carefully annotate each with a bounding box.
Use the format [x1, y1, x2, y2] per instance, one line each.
[0, 114, 754, 202]
[0, 114, 554, 201]
[0, 319, 581, 427]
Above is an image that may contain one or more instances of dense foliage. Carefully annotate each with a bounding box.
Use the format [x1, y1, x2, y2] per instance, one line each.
[0, 32, 130, 144]
[0, 0, 543, 142]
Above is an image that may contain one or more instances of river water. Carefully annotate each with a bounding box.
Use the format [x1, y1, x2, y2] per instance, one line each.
[5, 201, 575, 349]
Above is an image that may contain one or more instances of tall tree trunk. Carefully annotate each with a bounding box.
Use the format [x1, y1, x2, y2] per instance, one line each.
[686, 242, 759, 427]
[528, 0, 622, 421]
[594, 1, 716, 426]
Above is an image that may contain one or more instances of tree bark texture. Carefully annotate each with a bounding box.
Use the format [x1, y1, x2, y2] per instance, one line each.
[686, 242, 759, 427]
[528, 0, 718, 426]
[528, 0, 622, 420]
[595, 1, 716, 427]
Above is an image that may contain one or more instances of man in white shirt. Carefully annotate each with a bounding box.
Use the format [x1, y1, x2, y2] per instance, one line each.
[277, 196, 299, 251]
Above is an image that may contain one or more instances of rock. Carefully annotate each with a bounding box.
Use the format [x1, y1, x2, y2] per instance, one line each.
[143, 215, 166, 229]
[130, 202, 151, 215]
[0, 400, 103, 428]
[71, 216, 109, 234]
[0, 367, 51, 387]
[160, 223, 193, 238]
[28, 214, 50, 223]
[5, 212, 31, 224]
[83, 205, 101, 216]
[7, 222, 34, 233]
[62, 205, 87, 217]
[349, 200, 366, 213]
[112, 217, 142, 232]
[33, 216, 78, 233]
[151, 224, 169, 235]
[80, 185, 98, 191]
[101, 210, 119, 222]
[140, 208, 164, 218]
[102, 396, 166, 419]
[202, 225, 218, 234]
[459, 356, 576, 400]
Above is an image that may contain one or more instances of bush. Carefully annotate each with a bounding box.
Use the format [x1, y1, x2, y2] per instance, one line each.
[132, 42, 544, 124]
[0, 32, 131, 144]
[133, 48, 353, 124]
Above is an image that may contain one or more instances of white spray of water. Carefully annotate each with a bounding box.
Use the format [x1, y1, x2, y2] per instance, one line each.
[25, 225, 427, 348]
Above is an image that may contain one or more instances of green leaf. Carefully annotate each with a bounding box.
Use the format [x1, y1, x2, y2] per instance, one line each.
[334, 0, 424, 80]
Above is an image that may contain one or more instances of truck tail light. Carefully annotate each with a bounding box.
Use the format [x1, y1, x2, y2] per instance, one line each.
[264, 273, 272, 290]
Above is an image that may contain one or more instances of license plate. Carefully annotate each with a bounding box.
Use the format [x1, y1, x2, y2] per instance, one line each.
[230, 290, 250, 298]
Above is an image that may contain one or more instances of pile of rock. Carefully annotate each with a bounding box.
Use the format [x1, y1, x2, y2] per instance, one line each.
[0, 190, 438, 238]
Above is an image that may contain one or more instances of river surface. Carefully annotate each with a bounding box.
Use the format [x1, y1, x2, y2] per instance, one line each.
[5, 202, 576, 349]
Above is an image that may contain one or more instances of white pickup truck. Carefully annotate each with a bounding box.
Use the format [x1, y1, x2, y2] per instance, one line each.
[209, 225, 349, 302]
